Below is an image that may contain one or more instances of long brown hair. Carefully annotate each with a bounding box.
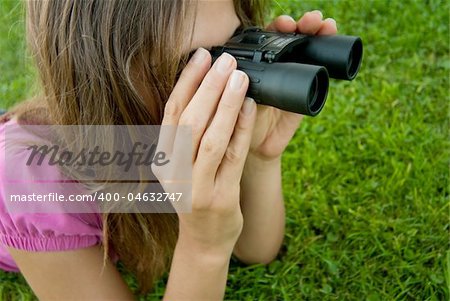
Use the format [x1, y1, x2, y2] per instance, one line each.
[10, 0, 270, 294]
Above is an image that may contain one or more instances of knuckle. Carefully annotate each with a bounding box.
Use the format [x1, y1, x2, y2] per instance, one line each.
[202, 74, 226, 92]
[201, 138, 219, 155]
[164, 99, 182, 119]
[181, 54, 210, 77]
[203, 78, 223, 92]
[179, 114, 204, 136]
[224, 146, 242, 164]
[235, 115, 250, 131]
[219, 97, 239, 112]
[182, 61, 198, 75]
[200, 136, 224, 158]
[179, 113, 199, 127]
[191, 123, 204, 138]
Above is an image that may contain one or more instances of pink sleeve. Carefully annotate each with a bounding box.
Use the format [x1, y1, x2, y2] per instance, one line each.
[0, 120, 103, 252]
[0, 212, 102, 252]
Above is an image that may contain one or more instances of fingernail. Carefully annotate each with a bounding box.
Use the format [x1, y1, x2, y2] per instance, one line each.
[215, 53, 234, 73]
[191, 47, 208, 64]
[230, 70, 244, 90]
[325, 18, 337, 26]
[282, 15, 296, 23]
[241, 97, 255, 115]
[312, 10, 323, 19]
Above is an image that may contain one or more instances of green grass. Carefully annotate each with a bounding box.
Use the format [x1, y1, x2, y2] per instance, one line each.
[0, 0, 449, 300]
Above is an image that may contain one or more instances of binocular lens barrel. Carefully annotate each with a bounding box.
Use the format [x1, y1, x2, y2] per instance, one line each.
[206, 32, 363, 116]
[236, 60, 329, 116]
[298, 35, 363, 80]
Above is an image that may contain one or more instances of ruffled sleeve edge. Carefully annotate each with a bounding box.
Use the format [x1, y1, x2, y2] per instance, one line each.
[0, 234, 101, 252]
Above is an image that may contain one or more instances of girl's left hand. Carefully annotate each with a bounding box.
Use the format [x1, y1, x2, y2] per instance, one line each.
[249, 11, 337, 161]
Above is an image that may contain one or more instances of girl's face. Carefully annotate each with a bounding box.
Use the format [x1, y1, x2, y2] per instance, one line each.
[189, 0, 241, 51]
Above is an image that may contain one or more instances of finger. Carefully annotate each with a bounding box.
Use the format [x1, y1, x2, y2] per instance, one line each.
[158, 48, 211, 156]
[162, 48, 211, 126]
[216, 97, 257, 185]
[266, 15, 297, 32]
[297, 10, 323, 35]
[178, 52, 237, 162]
[194, 70, 249, 181]
[317, 18, 338, 35]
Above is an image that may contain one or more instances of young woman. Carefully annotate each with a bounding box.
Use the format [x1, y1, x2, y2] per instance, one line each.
[0, 0, 337, 299]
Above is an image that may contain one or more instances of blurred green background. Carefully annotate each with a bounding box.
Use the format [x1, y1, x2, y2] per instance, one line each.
[0, 0, 448, 300]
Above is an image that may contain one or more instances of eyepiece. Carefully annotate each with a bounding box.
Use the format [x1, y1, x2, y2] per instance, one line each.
[308, 68, 328, 114]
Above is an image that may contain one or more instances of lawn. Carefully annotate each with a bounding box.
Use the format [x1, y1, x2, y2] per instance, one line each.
[0, 0, 448, 300]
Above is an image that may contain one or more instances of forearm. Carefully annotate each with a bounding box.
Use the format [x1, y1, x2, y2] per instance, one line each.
[164, 237, 231, 301]
[234, 154, 285, 264]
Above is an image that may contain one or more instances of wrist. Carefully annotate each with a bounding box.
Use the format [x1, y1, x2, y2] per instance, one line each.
[165, 234, 231, 301]
[244, 152, 281, 174]
[175, 234, 233, 265]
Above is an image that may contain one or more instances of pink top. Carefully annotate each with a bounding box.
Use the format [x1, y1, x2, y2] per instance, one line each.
[0, 117, 115, 272]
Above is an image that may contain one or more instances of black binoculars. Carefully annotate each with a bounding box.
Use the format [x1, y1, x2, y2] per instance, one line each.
[209, 27, 363, 116]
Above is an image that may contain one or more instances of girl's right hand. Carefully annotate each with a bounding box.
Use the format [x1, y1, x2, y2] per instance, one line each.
[153, 48, 257, 257]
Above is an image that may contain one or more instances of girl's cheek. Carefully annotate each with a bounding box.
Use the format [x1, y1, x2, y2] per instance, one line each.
[190, 0, 241, 51]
